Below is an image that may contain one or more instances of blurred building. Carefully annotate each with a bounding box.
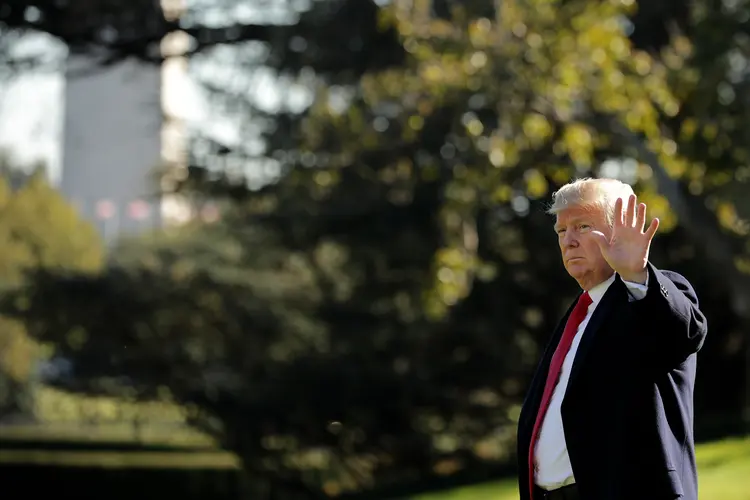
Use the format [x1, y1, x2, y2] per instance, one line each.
[60, 55, 163, 243]
[59, 0, 194, 245]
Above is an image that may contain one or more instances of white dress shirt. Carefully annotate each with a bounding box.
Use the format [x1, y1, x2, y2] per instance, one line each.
[534, 271, 649, 490]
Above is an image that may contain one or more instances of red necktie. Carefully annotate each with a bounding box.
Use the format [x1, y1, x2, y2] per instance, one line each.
[528, 291, 592, 499]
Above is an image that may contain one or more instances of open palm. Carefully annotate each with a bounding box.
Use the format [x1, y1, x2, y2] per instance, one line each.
[592, 194, 659, 281]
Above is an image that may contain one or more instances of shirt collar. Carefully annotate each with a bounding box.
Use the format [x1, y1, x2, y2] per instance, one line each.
[586, 272, 616, 305]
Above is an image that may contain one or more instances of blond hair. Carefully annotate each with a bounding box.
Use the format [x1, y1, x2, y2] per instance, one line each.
[546, 177, 634, 226]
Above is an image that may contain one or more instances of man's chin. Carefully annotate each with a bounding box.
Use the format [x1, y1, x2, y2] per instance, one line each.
[565, 263, 588, 280]
[565, 260, 586, 272]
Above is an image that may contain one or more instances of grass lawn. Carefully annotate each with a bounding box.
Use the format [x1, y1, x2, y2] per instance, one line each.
[409, 436, 750, 500]
[0, 386, 215, 448]
[4, 388, 747, 498]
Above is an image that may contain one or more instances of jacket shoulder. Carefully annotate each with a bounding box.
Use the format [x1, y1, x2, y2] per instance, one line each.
[649, 266, 701, 304]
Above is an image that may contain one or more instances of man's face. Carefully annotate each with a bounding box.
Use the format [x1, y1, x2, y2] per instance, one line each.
[554, 204, 614, 290]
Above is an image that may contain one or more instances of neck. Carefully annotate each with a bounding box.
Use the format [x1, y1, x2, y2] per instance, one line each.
[580, 271, 615, 292]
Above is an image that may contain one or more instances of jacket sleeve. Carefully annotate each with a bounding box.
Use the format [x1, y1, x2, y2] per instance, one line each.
[630, 262, 708, 368]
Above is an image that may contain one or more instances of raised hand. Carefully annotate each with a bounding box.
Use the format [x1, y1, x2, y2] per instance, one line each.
[591, 194, 659, 284]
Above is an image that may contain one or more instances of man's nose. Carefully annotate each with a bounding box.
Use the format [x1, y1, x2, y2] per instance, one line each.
[562, 231, 578, 247]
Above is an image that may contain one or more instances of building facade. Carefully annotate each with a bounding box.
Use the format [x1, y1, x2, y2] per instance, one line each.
[59, 0, 192, 244]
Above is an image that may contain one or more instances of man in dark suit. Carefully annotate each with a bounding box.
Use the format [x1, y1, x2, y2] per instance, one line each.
[516, 178, 707, 500]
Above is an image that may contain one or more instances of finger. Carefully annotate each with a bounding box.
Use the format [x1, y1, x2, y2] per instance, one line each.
[614, 197, 624, 227]
[644, 217, 659, 240]
[636, 202, 647, 232]
[626, 194, 637, 227]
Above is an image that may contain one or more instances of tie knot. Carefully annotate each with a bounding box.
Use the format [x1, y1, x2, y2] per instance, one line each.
[579, 291, 592, 308]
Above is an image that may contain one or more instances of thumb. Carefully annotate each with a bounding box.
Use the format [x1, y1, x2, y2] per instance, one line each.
[590, 230, 610, 249]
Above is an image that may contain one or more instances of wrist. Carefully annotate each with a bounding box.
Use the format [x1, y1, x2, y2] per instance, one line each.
[620, 269, 648, 285]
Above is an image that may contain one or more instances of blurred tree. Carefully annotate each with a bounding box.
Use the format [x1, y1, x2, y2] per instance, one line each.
[6, 185, 571, 497]
[4, 0, 750, 497]
[0, 0, 405, 78]
[0, 0, 691, 67]
[0, 0, 715, 496]
[0, 162, 103, 420]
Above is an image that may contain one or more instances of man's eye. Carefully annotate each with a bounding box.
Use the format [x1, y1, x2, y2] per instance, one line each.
[579, 224, 591, 231]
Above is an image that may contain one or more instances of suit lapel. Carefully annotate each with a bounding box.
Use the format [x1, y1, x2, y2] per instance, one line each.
[566, 277, 626, 392]
[518, 295, 580, 438]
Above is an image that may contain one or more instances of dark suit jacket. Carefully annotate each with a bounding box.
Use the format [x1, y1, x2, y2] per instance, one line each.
[516, 263, 707, 500]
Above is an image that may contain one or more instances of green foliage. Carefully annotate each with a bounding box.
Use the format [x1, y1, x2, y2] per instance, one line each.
[0, 171, 104, 279]
[4, 189, 575, 497]
[5, 0, 750, 498]
[292, 0, 693, 319]
[0, 168, 103, 417]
